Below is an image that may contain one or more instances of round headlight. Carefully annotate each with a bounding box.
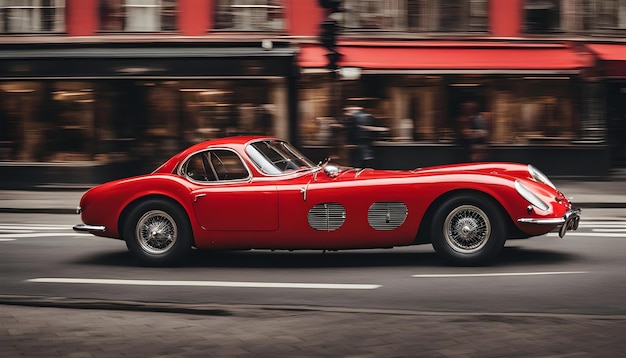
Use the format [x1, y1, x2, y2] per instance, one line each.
[528, 165, 555, 189]
[515, 180, 549, 211]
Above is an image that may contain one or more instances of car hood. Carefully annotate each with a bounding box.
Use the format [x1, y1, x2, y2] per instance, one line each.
[335, 162, 529, 181]
[415, 162, 530, 177]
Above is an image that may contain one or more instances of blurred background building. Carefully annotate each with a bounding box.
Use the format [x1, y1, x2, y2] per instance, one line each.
[0, 0, 624, 188]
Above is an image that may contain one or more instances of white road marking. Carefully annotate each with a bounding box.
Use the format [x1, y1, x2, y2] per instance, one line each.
[27, 278, 381, 290]
[582, 216, 626, 220]
[0, 225, 70, 230]
[580, 223, 626, 228]
[547, 232, 626, 238]
[0, 229, 37, 233]
[578, 224, 626, 229]
[412, 271, 588, 278]
[0, 224, 91, 239]
[0, 233, 91, 238]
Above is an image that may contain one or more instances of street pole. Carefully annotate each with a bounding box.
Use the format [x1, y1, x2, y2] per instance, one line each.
[318, 0, 344, 162]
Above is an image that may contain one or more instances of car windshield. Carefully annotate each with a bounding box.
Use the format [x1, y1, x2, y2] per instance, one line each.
[246, 140, 317, 175]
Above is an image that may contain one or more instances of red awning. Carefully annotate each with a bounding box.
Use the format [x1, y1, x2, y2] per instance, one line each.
[299, 42, 593, 74]
[587, 44, 626, 61]
[587, 44, 626, 78]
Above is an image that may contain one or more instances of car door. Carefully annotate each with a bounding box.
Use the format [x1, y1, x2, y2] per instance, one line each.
[275, 167, 414, 248]
[188, 149, 279, 231]
[275, 168, 363, 246]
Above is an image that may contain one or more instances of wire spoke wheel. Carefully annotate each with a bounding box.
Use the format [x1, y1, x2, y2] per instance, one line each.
[124, 199, 192, 266]
[135, 210, 178, 255]
[444, 205, 490, 254]
[431, 194, 506, 266]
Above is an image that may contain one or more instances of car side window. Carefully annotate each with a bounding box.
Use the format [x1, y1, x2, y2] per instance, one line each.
[184, 152, 215, 182]
[183, 150, 249, 182]
[209, 150, 249, 181]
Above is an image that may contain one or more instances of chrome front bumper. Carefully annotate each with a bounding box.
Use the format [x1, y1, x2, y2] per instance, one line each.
[517, 208, 581, 238]
[73, 224, 106, 232]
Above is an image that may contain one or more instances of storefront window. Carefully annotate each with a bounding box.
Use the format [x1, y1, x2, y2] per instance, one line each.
[406, 84, 448, 142]
[50, 82, 95, 161]
[0, 0, 65, 33]
[213, 0, 284, 31]
[0, 79, 283, 164]
[180, 80, 277, 143]
[0, 82, 43, 161]
[298, 75, 584, 149]
[99, 0, 177, 32]
[0, 81, 95, 162]
[490, 78, 579, 144]
[299, 75, 333, 146]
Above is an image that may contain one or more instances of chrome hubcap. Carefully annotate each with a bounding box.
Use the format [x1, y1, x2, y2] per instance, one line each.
[136, 210, 177, 254]
[444, 205, 491, 254]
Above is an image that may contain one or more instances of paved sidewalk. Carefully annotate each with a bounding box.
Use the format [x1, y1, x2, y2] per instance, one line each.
[1, 299, 625, 358]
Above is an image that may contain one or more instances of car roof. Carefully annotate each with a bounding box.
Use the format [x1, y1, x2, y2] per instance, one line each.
[153, 136, 280, 174]
[187, 135, 277, 151]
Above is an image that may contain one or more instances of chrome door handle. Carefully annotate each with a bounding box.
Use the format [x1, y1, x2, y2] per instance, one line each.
[300, 181, 311, 201]
[194, 194, 206, 202]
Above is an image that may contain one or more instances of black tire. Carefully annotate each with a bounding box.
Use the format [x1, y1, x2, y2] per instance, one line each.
[431, 193, 506, 266]
[123, 199, 192, 266]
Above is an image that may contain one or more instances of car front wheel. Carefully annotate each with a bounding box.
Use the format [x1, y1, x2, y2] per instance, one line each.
[431, 194, 506, 266]
[123, 199, 192, 266]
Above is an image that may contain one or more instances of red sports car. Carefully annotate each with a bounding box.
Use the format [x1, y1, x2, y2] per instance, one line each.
[74, 136, 580, 266]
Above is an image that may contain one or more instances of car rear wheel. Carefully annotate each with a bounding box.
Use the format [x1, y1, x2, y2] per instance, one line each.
[123, 199, 192, 266]
[431, 193, 506, 266]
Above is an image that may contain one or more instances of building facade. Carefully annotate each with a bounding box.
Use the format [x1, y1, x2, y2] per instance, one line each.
[0, 0, 624, 188]
[295, 0, 625, 176]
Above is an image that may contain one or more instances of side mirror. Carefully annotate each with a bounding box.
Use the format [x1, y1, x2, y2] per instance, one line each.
[324, 164, 340, 178]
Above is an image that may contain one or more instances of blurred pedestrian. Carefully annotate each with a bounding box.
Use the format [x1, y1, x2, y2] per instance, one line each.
[457, 101, 489, 162]
[344, 104, 375, 168]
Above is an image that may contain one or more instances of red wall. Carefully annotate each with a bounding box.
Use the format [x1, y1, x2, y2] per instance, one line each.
[287, 0, 523, 38]
[65, 0, 519, 39]
[66, 0, 98, 36]
[489, 0, 522, 37]
[65, 0, 211, 37]
[179, 0, 210, 36]
[286, 0, 324, 37]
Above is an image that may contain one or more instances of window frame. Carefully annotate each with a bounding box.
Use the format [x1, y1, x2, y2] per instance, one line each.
[546, 0, 626, 35]
[180, 148, 251, 183]
[212, 0, 284, 32]
[592, 0, 626, 32]
[0, 0, 66, 34]
[246, 139, 317, 176]
[523, 0, 561, 34]
[342, 0, 488, 33]
[99, 0, 177, 33]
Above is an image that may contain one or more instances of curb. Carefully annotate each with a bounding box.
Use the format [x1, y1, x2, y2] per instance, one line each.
[1, 295, 625, 321]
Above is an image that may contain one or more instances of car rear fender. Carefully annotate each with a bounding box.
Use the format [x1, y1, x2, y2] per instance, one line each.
[118, 194, 198, 247]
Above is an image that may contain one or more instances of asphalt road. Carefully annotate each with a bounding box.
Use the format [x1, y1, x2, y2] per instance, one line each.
[1, 210, 625, 357]
[1, 210, 625, 314]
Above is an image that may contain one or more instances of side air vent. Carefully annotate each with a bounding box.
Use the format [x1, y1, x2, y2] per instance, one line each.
[368, 202, 408, 230]
[308, 203, 346, 231]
